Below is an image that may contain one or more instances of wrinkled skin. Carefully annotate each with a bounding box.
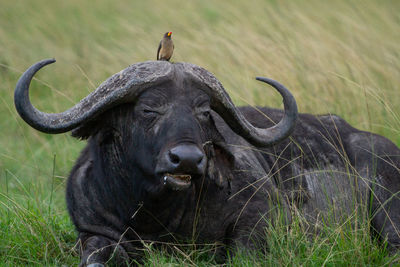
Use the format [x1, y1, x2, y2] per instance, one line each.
[67, 78, 400, 266]
[68, 76, 290, 266]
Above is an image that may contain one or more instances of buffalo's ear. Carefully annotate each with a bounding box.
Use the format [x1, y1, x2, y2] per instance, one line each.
[71, 119, 102, 140]
[205, 112, 237, 190]
[72, 117, 120, 142]
[95, 127, 122, 146]
[206, 143, 234, 190]
[208, 111, 228, 144]
[204, 112, 234, 188]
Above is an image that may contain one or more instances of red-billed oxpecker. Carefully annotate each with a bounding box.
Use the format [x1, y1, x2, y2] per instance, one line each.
[157, 32, 174, 61]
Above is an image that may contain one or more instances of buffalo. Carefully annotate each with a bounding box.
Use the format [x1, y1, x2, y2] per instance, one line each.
[15, 59, 400, 266]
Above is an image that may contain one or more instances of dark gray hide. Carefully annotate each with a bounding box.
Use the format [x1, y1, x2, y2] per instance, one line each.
[15, 60, 400, 266]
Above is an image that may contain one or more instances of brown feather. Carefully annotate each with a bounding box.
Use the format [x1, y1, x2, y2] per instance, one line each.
[157, 33, 174, 61]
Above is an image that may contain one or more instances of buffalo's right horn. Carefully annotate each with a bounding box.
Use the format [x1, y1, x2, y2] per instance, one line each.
[14, 59, 172, 134]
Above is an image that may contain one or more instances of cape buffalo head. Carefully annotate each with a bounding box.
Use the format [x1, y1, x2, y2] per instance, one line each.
[14, 59, 297, 196]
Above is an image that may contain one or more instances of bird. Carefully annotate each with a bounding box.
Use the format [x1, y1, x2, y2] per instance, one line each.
[157, 32, 174, 61]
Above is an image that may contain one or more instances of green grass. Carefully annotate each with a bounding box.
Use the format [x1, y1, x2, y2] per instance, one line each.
[1, 0, 400, 265]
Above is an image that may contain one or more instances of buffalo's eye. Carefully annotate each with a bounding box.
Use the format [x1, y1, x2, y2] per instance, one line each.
[142, 109, 161, 116]
[138, 107, 165, 129]
[196, 108, 211, 120]
[138, 104, 165, 118]
[202, 111, 210, 118]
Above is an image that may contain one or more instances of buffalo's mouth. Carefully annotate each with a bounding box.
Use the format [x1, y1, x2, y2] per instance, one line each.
[163, 173, 192, 190]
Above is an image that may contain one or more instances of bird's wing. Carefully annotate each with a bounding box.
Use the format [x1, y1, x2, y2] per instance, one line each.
[157, 41, 162, 60]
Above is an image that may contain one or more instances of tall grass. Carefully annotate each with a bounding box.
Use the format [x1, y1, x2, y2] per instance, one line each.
[0, 0, 399, 265]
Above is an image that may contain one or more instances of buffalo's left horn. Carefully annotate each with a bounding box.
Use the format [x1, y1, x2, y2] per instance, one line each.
[204, 76, 298, 147]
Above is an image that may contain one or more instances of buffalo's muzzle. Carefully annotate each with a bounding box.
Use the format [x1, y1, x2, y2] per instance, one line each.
[157, 143, 206, 190]
[167, 144, 206, 174]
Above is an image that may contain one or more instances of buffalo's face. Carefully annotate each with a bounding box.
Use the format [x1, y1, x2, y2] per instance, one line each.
[133, 79, 211, 191]
[92, 78, 220, 195]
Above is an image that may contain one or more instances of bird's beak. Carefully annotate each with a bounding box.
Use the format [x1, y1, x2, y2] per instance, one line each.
[168, 32, 172, 37]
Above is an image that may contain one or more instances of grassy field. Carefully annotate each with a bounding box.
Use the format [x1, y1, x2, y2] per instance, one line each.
[1, 0, 399, 266]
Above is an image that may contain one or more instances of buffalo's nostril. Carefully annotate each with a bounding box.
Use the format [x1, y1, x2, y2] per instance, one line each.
[167, 144, 205, 174]
[169, 151, 180, 164]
